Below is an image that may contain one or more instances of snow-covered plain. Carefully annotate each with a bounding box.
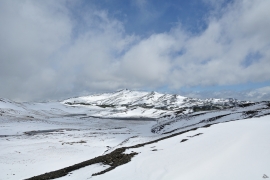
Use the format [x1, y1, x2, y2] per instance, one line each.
[0, 116, 155, 180]
[0, 90, 269, 180]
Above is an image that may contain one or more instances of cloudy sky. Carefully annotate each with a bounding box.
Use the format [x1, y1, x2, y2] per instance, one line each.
[1, 0, 270, 101]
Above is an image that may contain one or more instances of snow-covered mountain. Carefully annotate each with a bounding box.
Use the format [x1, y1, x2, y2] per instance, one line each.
[1, 90, 270, 180]
[1, 89, 269, 135]
[62, 89, 253, 119]
[63, 89, 247, 108]
[1, 89, 253, 122]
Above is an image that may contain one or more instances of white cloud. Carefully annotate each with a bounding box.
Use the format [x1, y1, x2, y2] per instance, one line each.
[168, 0, 270, 88]
[0, 0, 270, 101]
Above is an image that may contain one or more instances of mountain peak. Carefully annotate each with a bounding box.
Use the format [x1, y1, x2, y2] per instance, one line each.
[117, 88, 130, 92]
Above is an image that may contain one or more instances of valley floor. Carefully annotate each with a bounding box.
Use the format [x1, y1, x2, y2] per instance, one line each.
[0, 116, 155, 180]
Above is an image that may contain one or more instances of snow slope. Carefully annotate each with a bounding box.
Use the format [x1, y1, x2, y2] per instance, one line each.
[0, 90, 270, 180]
[90, 116, 270, 180]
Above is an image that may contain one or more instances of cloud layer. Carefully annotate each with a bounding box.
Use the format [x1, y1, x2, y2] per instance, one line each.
[0, 0, 270, 101]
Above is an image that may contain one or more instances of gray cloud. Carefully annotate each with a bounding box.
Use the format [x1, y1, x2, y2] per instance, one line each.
[0, 0, 270, 101]
[0, 0, 72, 101]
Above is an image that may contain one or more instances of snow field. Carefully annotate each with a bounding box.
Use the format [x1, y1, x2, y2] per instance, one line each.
[89, 116, 270, 180]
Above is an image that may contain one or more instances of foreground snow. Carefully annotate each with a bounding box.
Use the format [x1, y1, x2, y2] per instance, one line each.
[90, 116, 270, 180]
[1, 115, 269, 180]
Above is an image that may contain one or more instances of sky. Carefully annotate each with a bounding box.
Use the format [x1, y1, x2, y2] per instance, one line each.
[1, 0, 270, 101]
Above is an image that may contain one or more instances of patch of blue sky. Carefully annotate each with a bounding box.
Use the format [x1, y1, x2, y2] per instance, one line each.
[76, 0, 216, 37]
[179, 80, 270, 93]
[200, 58, 212, 65]
[241, 51, 263, 68]
[169, 48, 186, 59]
